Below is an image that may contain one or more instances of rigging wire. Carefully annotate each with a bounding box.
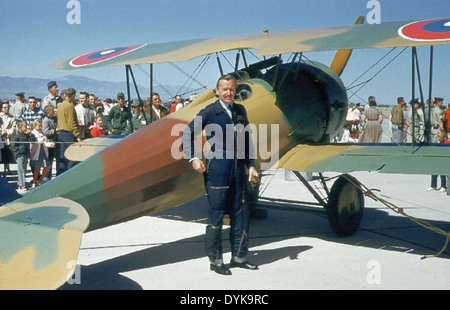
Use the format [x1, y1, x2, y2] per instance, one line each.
[346, 47, 397, 88]
[134, 64, 174, 99]
[347, 47, 408, 100]
[170, 54, 210, 96]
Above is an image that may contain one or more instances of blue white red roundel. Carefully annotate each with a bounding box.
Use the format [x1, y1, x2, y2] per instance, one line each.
[399, 18, 450, 42]
[70, 44, 147, 67]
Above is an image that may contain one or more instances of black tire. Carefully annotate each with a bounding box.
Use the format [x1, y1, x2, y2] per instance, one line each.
[326, 174, 364, 237]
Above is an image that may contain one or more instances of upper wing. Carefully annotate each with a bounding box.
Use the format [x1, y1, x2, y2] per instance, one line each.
[275, 143, 450, 176]
[50, 17, 450, 70]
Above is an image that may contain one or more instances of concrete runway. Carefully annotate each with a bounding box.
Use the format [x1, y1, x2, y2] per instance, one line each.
[2, 118, 449, 290]
[55, 169, 449, 290]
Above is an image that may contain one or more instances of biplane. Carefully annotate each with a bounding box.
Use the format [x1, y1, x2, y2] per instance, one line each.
[1, 16, 450, 290]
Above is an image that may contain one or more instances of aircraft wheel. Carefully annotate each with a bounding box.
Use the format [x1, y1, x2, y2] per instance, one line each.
[326, 174, 364, 237]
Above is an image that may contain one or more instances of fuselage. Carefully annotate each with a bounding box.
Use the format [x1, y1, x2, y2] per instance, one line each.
[16, 60, 348, 231]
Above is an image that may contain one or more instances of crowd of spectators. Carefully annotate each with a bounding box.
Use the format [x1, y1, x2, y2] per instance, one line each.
[0, 80, 199, 193]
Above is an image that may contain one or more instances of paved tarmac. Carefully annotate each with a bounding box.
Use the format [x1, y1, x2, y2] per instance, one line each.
[2, 118, 450, 291]
[55, 169, 449, 291]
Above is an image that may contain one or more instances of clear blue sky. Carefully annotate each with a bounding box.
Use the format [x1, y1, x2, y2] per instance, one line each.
[1, 0, 449, 104]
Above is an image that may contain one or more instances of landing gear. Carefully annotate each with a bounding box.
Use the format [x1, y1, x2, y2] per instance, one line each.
[326, 174, 364, 237]
[257, 171, 365, 237]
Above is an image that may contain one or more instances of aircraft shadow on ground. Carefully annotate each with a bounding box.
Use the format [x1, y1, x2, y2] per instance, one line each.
[60, 195, 450, 290]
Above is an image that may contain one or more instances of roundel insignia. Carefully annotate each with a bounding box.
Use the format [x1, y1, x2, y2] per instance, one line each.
[399, 18, 450, 42]
[70, 44, 147, 67]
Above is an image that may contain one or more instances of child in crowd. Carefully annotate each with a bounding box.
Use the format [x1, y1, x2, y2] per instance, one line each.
[30, 119, 54, 187]
[90, 114, 106, 138]
[11, 121, 36, 193]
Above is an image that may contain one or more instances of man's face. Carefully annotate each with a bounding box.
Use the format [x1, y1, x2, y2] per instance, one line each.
[216, 79, 236, 106]
[152, 95, 161, 108]
[1, 104, 9, 114]
[132, 106, 141, 115]
[79, 94, 88, 106]
[49, 85, 59, 96]
[117, 97, 124, 108]
[89, 95, 96, 106]
[436, 100, 443, 108]
[28, 98, 36, 110]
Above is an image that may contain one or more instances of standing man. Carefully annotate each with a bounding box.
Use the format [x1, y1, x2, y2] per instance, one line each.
[409, 98, 424, 143]
[390, 97, 405, 143]
[22, 96, 45, 129]
[106, 92, 131, 135]
[150, 92, 169, 122]
[170, 95, 182, 113]
[430, 97, 444, 143]
[182, 74, 259, 275]
[364, 96, 376, 113]
[127, 100, 150, 134]
[0, 102, 16, 175]
[10, 92, 27, 121]
[42, 81, 63, 109]
[75, 91, 96, 139]
[57, 88, 81, 174]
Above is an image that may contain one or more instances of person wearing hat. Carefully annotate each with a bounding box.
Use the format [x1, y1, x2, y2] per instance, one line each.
[106, 92, 131, 135]
[10, 92, 27, 121]
[430, 97, 444, 143]
[126, 100, 150, 134]
[42, 81, 63, 109]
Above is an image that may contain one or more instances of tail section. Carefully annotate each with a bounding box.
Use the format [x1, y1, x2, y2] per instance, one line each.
[0, 197, 89, 290]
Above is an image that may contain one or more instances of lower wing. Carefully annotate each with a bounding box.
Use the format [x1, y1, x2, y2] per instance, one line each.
[275, 143, 450, 175]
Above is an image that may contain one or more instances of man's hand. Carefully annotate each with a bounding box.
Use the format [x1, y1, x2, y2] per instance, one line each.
[248, 166, 259, 184]
[191, 158, 206, 174]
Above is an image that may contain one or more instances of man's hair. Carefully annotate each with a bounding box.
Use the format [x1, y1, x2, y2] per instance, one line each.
[17, 120, 26, 129]
[397, 97, 404, 104]
[66, 88, 76, 97]
[79, 91, 89, 97]
[44, 105, 54, 115]
[216, 74, 237, 89]
[28, 96, 36, 101]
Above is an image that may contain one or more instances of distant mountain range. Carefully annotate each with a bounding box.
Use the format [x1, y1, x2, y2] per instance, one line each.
[0, 75, 195, 102]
